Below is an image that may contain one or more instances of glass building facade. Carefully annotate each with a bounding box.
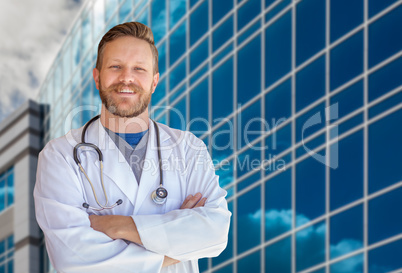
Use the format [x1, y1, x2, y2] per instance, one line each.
[0, 235, 14, 273]
[37, 0, 402, 272]
[0, 167, 14, 213]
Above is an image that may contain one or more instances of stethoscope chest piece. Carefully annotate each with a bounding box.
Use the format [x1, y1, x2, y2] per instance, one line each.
[151, 186, 168, 205]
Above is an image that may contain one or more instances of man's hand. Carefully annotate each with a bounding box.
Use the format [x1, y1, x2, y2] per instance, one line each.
[89, 215, 142, 244]
[180, 192, 206, 209]
[89, 193, 207, 268]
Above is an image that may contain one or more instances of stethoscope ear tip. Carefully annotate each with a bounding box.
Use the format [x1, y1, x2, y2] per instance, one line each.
[117, 199, 123, 205]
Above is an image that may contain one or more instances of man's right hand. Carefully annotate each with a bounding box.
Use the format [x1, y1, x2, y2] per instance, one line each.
[163, 193, 207, 268]
[180, 192, 207, 209]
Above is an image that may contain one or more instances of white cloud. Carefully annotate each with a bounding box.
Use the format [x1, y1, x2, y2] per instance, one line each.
[0, 0, 83, 122]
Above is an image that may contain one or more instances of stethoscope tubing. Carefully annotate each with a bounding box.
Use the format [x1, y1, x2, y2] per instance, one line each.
[74, 115, 167, 211]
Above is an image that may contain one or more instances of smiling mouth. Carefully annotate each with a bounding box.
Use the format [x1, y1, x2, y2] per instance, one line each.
[118, 88, 135, 94]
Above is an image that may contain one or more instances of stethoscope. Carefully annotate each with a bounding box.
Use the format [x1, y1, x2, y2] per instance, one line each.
[73, 115, 168, 211]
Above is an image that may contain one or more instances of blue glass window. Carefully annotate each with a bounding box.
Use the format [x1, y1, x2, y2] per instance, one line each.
[212, 43, 233, 65]
[330, 254, 364, 273]
[169, 21, 187, 65]
[212, 119, 234, 163]
[237, 0, 261, 31]
[296, 221, 326, 271]
[368, 0, 399, 18]
[296, 102, 325, 142]
[213, 16, 233, 51]
[368, 56, 402, 102]
[237, 35, 261, 105]
[212, 57, 233, 119]
[190, 0, 208, 46]
[330, 80, 363, 119]
[265, 79, 292, 123]
[265, 236, 291, 273]
[265, 169, 292, 241]
[119, 0, 132, 22]
[169, 84, 186, 103]
[237, 186, 261, 254]
[330, 0, 363, 42]
[72, 28, 81, 72]
[369, 187, 402, 244]
[265, 11, 291, 88]
[0, 167, 14, 212]
[62, 45, 72, 88]
[330, 130, 364, 210]
[237, 99, 261, 149]
[215, 158, 234, 186]
[152, 77, 166, 106]
[331, 113, 363, 139]
[190, 64, 208, 85]
[265, 0, 291, 22]
[170, 0, 186, 29]
[237, 146, 260, 178]
[169, 97, 186, 130]
[238, 20, 260, 45]
[296, 55, 326, 112]
[238, 251, 260, 272]
[368, 109, 402, 193]
[137, 8, 149, 27]
[199, 258, 208, 272]
[189, 78, 209, 137]
[0, 235, 13, 273]
[151, 0, 166, 43]
[238, 172, 260, 191]
[296, 155, 326, 226]
[81, 11, 92, 55]
[169, 59, 186, 90]
[330, 31, 364, 91]
[368, 238, 402, 273]
[368, 5, 402, 68]
[213, 0, 233, 25]
[265, 152, 291, 177]
[105, 0, 118, 23]
[296, 132, 325, 159]
[190, 38, 208, 71]
[296, 0, 325, 65]
[330, 205, 363, 259]
[369, 90, 402, 119]
[157, 42, 166, 76]
[213, 263, 233, 273]
[265, 123, 291, 159]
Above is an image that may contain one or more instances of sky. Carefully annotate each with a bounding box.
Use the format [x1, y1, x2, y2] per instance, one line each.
[0, 0, 84, 123]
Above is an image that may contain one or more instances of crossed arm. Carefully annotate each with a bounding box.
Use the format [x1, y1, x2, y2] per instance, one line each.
[89, 193, 207, 267]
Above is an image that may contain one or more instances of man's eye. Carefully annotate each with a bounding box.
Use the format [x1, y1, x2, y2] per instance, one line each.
[111, 65, 120, 69]
[134, 67, 144, 71]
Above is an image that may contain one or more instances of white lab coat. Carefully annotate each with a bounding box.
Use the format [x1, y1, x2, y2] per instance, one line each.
[34, 119, 231, 273]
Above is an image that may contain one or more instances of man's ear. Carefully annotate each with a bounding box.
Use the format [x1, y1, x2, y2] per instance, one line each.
[93, 68, 100, 90]
[152, 73, 159, 94]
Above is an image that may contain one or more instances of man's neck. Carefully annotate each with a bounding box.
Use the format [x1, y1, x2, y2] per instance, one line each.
[100, 105, 150, 133]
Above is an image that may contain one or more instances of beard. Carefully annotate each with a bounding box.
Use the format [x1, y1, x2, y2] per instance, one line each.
[99, 79, 152, 118]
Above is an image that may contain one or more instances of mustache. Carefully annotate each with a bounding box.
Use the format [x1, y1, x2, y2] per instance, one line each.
[102, 82, 144, 93]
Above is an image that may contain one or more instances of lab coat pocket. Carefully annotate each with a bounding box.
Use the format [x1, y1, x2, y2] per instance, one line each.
[164, 198, 182, 214]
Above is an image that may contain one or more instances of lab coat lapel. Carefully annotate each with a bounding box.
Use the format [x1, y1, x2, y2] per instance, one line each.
[134, 120, 173, 214]
[89, 120, 138, 207]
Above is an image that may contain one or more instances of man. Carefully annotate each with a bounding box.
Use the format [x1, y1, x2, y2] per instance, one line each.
[34, 22, 231, 272]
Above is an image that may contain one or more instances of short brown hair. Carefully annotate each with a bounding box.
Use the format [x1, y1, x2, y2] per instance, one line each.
[96, 22, 159, 74]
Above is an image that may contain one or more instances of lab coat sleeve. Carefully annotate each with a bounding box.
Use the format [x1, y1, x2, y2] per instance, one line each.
[34, 141, 164, 273]
[133, 134, 231, 261]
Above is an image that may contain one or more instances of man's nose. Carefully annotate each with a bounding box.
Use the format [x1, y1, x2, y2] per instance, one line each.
[119, 67, 135, 83]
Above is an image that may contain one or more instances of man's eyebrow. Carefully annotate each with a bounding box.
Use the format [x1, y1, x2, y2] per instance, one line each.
[110, 58, 146, 64]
